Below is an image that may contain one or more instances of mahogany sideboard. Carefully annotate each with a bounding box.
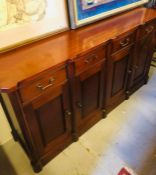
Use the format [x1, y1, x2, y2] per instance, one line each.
[0, 7, 156, 173]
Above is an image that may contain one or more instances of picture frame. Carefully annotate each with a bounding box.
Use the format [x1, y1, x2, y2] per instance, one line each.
[0, 0, 68, 53]
[67, 0, 149, 29]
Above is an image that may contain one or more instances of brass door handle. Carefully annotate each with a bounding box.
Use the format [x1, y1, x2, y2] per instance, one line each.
[65, 110, 72, 118]
[36, 77, 55, 91]
[120, 38, 130, 47]
[127, 70, 132, 74]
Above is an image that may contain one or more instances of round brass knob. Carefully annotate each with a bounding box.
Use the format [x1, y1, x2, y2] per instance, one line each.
[65, 110, 72, 118]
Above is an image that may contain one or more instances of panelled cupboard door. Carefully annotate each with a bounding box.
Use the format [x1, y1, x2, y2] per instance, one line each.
[105, 46, 133, 112]
[130, 29, 155, 89]
[22, 83, 72, 159]
[74, 61, 106, 135]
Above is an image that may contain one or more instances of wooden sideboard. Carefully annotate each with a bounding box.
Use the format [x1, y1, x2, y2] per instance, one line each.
[0, 7, 156, 172]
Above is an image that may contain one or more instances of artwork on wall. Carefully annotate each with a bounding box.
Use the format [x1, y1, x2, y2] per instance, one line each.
[145, 0, 156, 7]
[0, 0, 68, 52]
[68, 0, 149, 29]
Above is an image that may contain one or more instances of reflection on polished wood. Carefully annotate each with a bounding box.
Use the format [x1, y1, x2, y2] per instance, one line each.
[0, 7, 156, 92]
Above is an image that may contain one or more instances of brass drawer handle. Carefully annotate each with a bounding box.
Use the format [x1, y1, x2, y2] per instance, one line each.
[85, 54, 98, 63]
[146, 26, 154, 34]
[120, 38, 130, 47]
[36, 77, 55, 91]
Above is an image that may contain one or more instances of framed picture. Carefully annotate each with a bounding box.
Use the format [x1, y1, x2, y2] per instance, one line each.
[0, 0, 68, 53]
[68, 0, 149, 29]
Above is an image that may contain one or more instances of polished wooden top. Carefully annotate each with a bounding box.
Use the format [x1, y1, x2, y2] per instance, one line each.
[0, 7, 156, 92]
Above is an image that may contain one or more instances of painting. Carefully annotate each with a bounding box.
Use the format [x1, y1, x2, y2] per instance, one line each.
[68, 0, 149, 29]
[0, 0, 68, 52]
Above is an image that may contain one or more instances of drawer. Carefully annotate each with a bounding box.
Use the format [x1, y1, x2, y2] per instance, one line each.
[19, 67, 67, 102]
[112, 32, 136, 53]
[138, 21, 156, 39]
[75, 46, 106, 75]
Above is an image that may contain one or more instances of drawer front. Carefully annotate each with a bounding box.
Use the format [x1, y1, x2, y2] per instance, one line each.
[75, 46, 106, 75]
[19, 67, 67, 102]
[112, 32, 135, 53]
[138, 21, 156, 39]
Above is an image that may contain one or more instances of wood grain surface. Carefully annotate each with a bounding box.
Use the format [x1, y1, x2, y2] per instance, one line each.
[0, 7, 156, 92]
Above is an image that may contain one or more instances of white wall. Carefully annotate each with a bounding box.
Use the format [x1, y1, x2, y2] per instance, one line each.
[0, 104, 12, 145]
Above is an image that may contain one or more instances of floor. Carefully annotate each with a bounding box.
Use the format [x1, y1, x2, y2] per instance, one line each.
[1, 67, 156, 175]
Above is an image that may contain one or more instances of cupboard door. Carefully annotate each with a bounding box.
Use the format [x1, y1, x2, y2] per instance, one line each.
[130, 30, 155, 89]
[74, 61, 106, 135]
[105, 47, 132, 112]
[23, 83, 72, 159]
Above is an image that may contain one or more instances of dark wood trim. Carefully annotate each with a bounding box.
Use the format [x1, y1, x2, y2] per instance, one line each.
[8, 91, 43, 169]
[67, 60, 78, 141]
